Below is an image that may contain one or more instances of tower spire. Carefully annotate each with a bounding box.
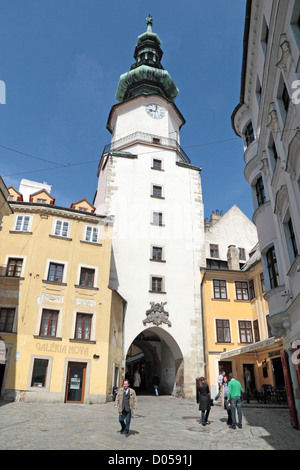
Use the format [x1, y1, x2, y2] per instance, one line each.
[115, 15, 179, 103]
[146, 14, 153, 32]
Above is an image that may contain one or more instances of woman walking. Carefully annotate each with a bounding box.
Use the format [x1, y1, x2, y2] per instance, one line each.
[196, 377, 211, 426]
[220, 376, 232, 425]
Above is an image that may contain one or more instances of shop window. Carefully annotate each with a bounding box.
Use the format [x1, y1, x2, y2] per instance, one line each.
[31, 359, 48, 387]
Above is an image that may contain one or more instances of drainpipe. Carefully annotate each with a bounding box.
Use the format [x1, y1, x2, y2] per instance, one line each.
[200, 268, 207, 379]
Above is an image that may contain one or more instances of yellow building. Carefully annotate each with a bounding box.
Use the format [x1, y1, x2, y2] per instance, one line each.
[0, 184, 125, 403]
[201, 244, 283, 399]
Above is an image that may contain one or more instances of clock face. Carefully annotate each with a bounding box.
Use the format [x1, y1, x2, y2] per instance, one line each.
[146, 104, 165, 119]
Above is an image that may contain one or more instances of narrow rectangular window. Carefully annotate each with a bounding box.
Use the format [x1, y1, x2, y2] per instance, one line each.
[31, 359, 48, 387]
[235, 281, 249, 300]
[55, 220, 69, 237]
[249, 279, 255, 300]
[239, 320, 253, 343]
[0, 308, 15, 332]
[210, 244, 219, 258]
[39, 309, 58, 337]
[152, 246, 162, 261]
[153, 212, 163, 226]
[85, 226, 99, 243]
[288, 218, 298, 259]
[255, 176, 266, 207]
[213, 280, 227, 299]
[75, 313, 92, 340]
[216, 319, 231, 343]
[266, 246, 279, 289]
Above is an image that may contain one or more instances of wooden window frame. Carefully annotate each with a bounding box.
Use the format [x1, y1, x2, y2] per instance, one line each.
[216, 319, 231, 343]
[6, 258, 23, 277]
[0, 308, 15, 333]
[213, 279, 227, 299]
[239, 320, 253, 344]
[235, 281, 249, 301]
[79, 267, 95, 288]
[47, 262, 64, 283]
[75, 313, 92, 341]
[210, 244, 219, 258]
[39, 309, 59, 337]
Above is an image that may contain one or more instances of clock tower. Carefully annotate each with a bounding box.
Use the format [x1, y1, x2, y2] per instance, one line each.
[94, 16, 205, 398]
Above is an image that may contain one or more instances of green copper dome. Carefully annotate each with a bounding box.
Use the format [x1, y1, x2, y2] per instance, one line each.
[115, 15, 179, 103]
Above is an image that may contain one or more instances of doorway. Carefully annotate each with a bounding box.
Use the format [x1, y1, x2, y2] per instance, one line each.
[65, 362, 86, 403]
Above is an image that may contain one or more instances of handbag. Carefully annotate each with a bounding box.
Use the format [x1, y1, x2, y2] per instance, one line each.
[210, 398, 214, 406]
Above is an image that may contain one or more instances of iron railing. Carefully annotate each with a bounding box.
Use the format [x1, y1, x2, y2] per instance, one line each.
[100, 131, 191, 164]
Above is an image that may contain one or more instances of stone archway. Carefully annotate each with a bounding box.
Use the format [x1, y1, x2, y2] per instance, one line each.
[125, 327, 184, 397]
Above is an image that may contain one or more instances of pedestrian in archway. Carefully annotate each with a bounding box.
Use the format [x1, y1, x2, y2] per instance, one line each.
[152, 375, 160, 396]
[115, 379, 137, 437]
[196, 377, 211, 426]
[133, 369, 141, 394]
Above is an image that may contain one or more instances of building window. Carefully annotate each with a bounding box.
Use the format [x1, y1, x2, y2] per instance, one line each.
[216, 319, 231, 343]
[151, 276, 163, 293]
[153, 212, 163, 226]
[261, 15, 269, 55]
[286, 217, 298, 261]
[152, 159, 162, 170]
[47, 262, 64, 283]
[79, 267, 95, 287]
[239, 320, 253, 343]
[253, 320, 260, 342]
[54, 220, 69, 238]
[75, 313, 92, 340]
[152, 246, 163, 261]
[210, 244, 219, 258]
[6, 258, 23, 277]
[260, 272, 265, 293]
[0, 308, 15, 332]
[255, 176, 266, 207]
[235, 281, 249, 300]
[85, 226, 99, 243]
[39, 309, 58, 337]
[15, 215, 30, 232]
[282, 83, 290, 114]
[213, 280, 227, 299]
[266, 246, 279, 289]
[249, 279, 256, 300]
[152, 185, 163, 198]
[31, 359, 48, 387]
[244, 121, 255, 147]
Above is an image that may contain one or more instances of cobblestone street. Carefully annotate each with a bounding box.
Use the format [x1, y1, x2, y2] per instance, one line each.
[0, 395, 299, 452]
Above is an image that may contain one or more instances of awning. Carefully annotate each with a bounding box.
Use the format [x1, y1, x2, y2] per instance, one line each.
[0, 340, 6, 364]
[220, 337, 282, 360]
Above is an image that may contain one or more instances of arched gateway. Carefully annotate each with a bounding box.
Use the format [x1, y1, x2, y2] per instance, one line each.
[125, 327, 184, 397]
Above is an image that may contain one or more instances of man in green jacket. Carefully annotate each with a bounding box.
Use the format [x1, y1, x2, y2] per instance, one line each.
[227, 372, 243, 429]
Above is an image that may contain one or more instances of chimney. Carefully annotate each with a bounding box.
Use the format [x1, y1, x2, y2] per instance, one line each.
[227, 245, 240, 270]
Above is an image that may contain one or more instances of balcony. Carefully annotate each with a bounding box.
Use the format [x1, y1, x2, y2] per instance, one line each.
[98, 131, 191, 170]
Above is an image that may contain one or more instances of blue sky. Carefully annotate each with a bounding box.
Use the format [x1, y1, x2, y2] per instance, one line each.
[0, 0, 251, 221]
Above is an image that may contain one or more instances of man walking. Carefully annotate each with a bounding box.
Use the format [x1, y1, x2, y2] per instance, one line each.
[115, 379, 137, 437]
[227, 372, 243, 429]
